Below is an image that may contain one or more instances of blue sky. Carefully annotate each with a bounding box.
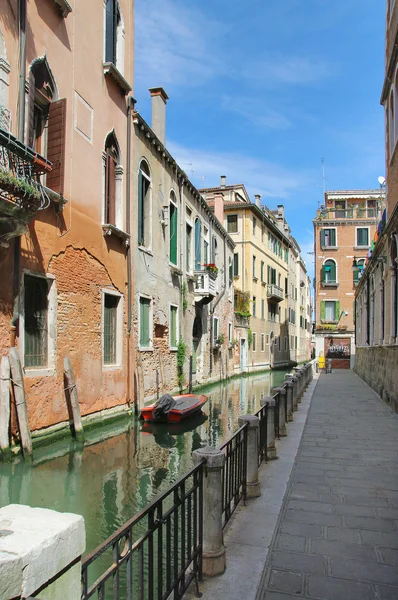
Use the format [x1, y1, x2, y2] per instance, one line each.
[134, 0, 385, 274]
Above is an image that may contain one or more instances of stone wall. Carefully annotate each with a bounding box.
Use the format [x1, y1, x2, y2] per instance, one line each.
[354, 346, 398, 412]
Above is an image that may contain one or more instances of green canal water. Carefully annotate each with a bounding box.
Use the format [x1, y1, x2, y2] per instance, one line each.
[0, 370, 288, 556]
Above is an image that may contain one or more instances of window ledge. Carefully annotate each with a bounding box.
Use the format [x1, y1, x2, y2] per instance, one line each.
[53, 0, 72, 17]
[102, 224, 130, 247]
[138, 245, 153, 256]
[354, 245, 370, 250]
[321, 245, 338, 250]
[253, 276, 258, 282]
[170, 265, 183, 276]
[24, 367, 55, 378]
[139, 346, 153, 352]
[103, 364, 122, 372]
[261, 281, 266, 286]
[321, 282, 339, 287]
[103, 62, 132, 95]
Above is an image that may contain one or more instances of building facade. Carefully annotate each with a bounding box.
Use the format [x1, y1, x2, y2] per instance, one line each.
[0, 0, 135, 433]
[132, 90, 236, 405]
[354, 0, 398, 409]
[313, 189, 383, 368]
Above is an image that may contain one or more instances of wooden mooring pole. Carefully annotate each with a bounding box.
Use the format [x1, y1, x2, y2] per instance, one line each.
[0, 356, 11, 460]
[8, 347, 32, 459]
[64, 357, 84, 442]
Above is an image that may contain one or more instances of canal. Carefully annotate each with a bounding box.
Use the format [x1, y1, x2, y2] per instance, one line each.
[0, 370, 288, 556]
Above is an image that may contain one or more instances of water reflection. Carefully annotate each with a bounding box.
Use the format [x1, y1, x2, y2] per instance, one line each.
[0, 370, 287, 554]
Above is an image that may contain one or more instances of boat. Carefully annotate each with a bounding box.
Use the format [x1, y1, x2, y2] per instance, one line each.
[140, 413, 208, 448]
[139, 393, 208, 423]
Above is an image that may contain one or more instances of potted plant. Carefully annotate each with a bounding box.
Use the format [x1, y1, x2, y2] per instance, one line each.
[203, 263, 218, 276]
[229, 337, 238, 349]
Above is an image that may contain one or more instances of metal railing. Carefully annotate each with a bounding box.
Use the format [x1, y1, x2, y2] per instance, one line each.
[255, 402, 268, 466]
[81, 462, 204, 600]
[220, 424, 247, 529]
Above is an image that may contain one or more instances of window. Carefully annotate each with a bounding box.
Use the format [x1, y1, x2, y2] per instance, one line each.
[268, 266, 276, 285]
[253, 218, 256, 235]
[203, 239, 209, 266]
[169, 305, 178, 349]
[356, 228, 369, 247]
[104, 131, 122, 228]
[24, 275, 49, 368]
[139, 296, 152, 348]
[335, 200, 346, 218]
[285, 278, 288, 294]
[105, 0, 121, 66]
[228, 322, 233, 342]
[261, 299, 265, 320]
[138, 160, 151, 247]
[227, 214, 238, 233]
[320, 228, 336, 248]
[353, 259, 365, 285]
[194, 218, 202, 270]
[169, 192, 178, 265]
[103, 292, 121, 365]
[233, 253, 239, 277]
[229, 258, 233, 285]
[261, 227, 265, 243]
[252, 332, 256, 351]
[252, 296, 256, 317]
[252, 255, 257, 279]
[266, 334, 269, 344]
[261, 334, 265, 352]
[213, 317, 219, 343]
[284, 336, 288, 351]
[322, 259, 337, 284]
[367, 200, 377, 218]
[320, 300, 340, 323]
[284, 248, 289, 263]
[186, 223, 192, 272]
[261, 261, 265, 283]
[268, 303, 277, 321]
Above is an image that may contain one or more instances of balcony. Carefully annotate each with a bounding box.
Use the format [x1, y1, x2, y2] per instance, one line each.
[194, 270, 217, 304]
[267, 284, 284, 302]
[234, 312, 250, 328]
[0, 126, 52, 247]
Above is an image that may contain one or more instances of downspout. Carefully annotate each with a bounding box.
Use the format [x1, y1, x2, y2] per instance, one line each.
[10, 0, 27, 346]
[209, 230, 227, 376]
[125, 96, 135, 405]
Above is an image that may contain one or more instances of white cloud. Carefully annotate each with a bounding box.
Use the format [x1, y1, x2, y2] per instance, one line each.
[168, 141, 313, 201]
[243, 56, 332, 87]
[221, 95, 292, 130]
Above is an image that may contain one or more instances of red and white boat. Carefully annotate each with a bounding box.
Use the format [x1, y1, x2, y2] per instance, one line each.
[139, 394, 208, 423]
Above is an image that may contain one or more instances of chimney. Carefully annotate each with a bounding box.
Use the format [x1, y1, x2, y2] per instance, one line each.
[254, 194, 261, 207]
[148, 87, 169, 145]
[277, 204, 284, 219]
[220, 175, 226, 188]
[213, 191, 224, 225]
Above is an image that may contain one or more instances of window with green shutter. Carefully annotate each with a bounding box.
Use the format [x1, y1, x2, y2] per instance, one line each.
[322, 260, 336, 283]
[335, 301, 340, 321]
[320, 300, 326, 322]
[138, 161, 150, 247]
[170, 305, 178, 348]
[103, 294, 119, 364]
[356, 228, 369, 246]
[24, 275, 48, 368]
[233, 253, 239, 276]
[194, 218, 201, 270]
[169, 196, 178, 265]
[139, 297, 151, 347]
[186, 223, 192, 271]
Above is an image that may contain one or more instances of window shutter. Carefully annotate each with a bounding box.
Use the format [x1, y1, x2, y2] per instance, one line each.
[194, 220, 201, 270]
[140, 299, 150, 346]
[46, 98, 67, 195]
[138, 171, 144, 245]
[320, 301, 325, 321]
[320, 230, 325, 247]
[330, 229, 336, 246]
[105, 0, 116, 63]
[234, 253, 239, 276]
[335, 301, 340, 321]
[169, 203, 178, 265]
[330, 261, 336, 282]
[27, 70, 36, 148]
[105, 152, 116, 224]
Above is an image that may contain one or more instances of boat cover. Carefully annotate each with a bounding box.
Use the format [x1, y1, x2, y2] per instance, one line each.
[153, 394, 176, 420]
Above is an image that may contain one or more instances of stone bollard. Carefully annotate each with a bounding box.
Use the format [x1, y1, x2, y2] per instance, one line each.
[272, 387, 287, 437]
[0, 504, 85, 600]
[285, 381, 294, 421]
[193, 446, 226, 576]
[260, 397, 277, 459]
[290, 375, 299, 411]
[238, 415, 261, 498]
[293, 368, 302, 402]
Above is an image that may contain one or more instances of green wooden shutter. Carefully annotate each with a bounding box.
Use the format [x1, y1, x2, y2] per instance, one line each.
[194, 219, 201, 269]
[330, 229, 336, 246]
[320, 230, 325, 247]
[335, 301, 340, 321]
[138, 171, 144, 245]
[322, 265, 326, 282]
[320, 300, 325, 321]
[234, 253, 239, 276]
[140, 298, 150, 346]
[330, 261, 336, 282]
[169, 202, 178, 265]
[170, 306, 177, 347]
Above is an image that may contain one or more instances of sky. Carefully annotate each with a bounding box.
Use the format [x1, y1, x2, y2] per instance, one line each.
[134, 0, 386, 278]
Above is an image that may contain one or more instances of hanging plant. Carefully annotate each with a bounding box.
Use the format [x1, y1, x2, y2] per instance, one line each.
[182, 281, 188, 312]
[203, 263, 218, 275]
[248, 328, 253, 348]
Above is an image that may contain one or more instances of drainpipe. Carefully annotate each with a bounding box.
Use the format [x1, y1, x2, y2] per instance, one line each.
[210, 232, 227, 376]
[126, 96, 136, 405]
[10, 0, 27, 346]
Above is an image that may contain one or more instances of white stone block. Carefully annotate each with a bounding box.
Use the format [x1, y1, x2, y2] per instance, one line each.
[0, 504, 85, 598]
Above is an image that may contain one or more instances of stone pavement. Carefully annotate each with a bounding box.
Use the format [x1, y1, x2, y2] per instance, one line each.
[257, 370, 398, 600]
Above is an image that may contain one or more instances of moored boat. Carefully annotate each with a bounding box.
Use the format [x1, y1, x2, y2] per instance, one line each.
[139, 393, 208, 423]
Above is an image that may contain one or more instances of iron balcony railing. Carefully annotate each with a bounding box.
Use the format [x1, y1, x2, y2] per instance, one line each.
[220, 424, 247, 529]
[81, 462, 204, 600]
[266, 284, 284, 302]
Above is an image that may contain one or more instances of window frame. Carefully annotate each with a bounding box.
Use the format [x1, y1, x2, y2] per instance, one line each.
[169, 303, 179, 350]
[138, 159, 152, 250]
[138, 294, 153, 351]
[252, 332, 256, 352]
[320, 227, 337, 248]
[322, 258, 337, 285]
[226, 214, 238, 234]
[355, 226, 370, 248]
[213, 316, 219, 344]
[169, 190, 178, 267]
[102, 288, 123, 369]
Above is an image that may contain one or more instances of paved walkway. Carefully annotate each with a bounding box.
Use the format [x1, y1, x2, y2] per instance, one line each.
[257, 370, 398, 600]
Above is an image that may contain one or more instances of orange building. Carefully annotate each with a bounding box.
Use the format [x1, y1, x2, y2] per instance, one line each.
[0, 1, 135, 436]
[313, 189, 383, 369]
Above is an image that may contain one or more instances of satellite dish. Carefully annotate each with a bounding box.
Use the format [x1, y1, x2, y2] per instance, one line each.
[378, 176, 386, 185]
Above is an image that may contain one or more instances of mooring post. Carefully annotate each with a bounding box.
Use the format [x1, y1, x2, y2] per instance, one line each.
[238, 415, 260, 498]
[272, 387, 287, 437]
[192, 447, 226, 576]
[64, 357, 84, 443]
[0, 356, 11, 460]
[8, 348, 32, 459]
[189, 355, 193, 393]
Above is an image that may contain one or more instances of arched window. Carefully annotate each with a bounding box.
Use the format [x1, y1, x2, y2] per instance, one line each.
[353, 258, 366, 286]
[322, 259, 336, 284]
[169, 191, 178, 266]
[104, 131, 122, 227]
[138, 160, 151, 247]
[194, 218, 201, 270]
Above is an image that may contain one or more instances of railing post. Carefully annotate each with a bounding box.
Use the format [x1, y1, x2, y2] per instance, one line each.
[261, 397, 277, 459]
[272, 387, 287, 437]
[285, 381, 294, 421]
[238, 415, 260, 498]
[0, 504, 85, 600]
[192, 447, 226, 576]
[294, 367, 303, 401]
